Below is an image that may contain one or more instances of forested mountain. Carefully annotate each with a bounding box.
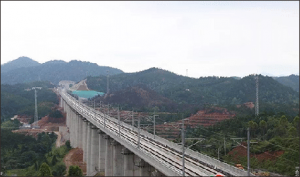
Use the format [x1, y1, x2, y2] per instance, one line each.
[1, 56, 41, 73]
[1, 81, 58, 122]
[273, 74, 299, 92]
[87, 68, 299, 116]
[1, 58, 124, 85]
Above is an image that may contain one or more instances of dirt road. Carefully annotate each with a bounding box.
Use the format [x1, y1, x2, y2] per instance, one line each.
[54, 131, 62, 147]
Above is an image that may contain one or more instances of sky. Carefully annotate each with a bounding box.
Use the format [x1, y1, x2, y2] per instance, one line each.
[1, 1, 299, 78]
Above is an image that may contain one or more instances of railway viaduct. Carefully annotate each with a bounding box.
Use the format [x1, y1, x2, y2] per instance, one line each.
[59, 87, 252, 176]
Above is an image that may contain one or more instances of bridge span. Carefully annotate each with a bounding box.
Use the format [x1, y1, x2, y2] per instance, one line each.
[58, 87, 252, 176]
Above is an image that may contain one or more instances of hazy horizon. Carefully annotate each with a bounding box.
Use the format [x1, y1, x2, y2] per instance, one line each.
[2, 56, 298, 78]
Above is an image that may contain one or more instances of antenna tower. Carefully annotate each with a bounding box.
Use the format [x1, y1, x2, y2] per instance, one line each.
[32, 87, 42, 127]
[255, 75, 259, 116]
[107, 70, 110, 94]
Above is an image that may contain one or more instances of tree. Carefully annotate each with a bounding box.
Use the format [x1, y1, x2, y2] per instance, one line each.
[248, 120, 258, 137]
[52, 162, 66, 176]
[259, 120, 267, 140]
[51, 155, 58, 166]
[293, 116, 299, 134]
[65, 140, 71, 149]
[39, 162, 52, 176]
[68, 165, 83, 176]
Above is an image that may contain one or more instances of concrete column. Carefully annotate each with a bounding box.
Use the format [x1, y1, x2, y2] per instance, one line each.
[112, 141, 124, 176]
[122, 148, 134, 176]
[139, 160, 152, 176]
[72, 111, 76, 147]
[135, 158, 152, 176]
[90, 126, 99, 174]
[133, 155, 141, 176]
[77, 116, 82, 148]
[86, 122, 91, 175]
[74, 113, 79, 148]
[63, 100, 65, 112]
[105, 135, 113, 176]
[70, 110, 74, 147]
[65, 105, 68, 127]
[98, 130, 106, 173]
[152, 169, 165, 176]
[83, 119, 88, 163]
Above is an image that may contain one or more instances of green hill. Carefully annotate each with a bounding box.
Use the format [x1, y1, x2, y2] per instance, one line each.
[87, 68, 299, 116]
[1, 58, 124, 85]
[1, 81, 58, 122]
[273, 74, 299, 92]
[1, 56, 41, 73]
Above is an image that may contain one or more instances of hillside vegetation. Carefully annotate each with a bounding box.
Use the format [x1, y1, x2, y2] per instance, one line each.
[185, 113, 299, 176]
[87, 68, 299, 116]
[1, 81, 58, 122]
[273, 74, 299, 92]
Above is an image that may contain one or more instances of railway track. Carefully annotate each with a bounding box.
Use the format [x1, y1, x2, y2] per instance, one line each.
[61, 90, 232, 176]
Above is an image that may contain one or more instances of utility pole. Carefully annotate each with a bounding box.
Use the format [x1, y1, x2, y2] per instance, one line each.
[32, 87, 42, 128]
[132, 110, 134, 129]
[247, 127, 250, 176]
[118, 106, 120, 136]
[255, 75, 259, 117]
[224, 137, 226, 155]
[108, 103, 110, 117]
[94, 100, 95, 109]
[138, 115, 140, 148]
[182, 116, 185, 177]
[107, 70, 110, 95]
[153, 111, 158, 139]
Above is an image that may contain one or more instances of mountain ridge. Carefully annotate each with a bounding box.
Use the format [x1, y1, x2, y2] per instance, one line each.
[1, 57, 124, 85]
[1, 56, 41, 73]
[87, 68, 299, 115]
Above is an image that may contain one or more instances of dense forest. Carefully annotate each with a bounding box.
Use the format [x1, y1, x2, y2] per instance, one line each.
[1, 81, 59, 123]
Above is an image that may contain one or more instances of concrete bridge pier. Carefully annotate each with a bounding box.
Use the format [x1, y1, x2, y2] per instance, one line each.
[60, 97, 62, 107]
[136, 158, 152, 176]
[70, 110, 75, 148]
[105, 135, 113, 176]
[98, 130, 106, 173]
[74, 112, 80, 148]
[90, 125, 99, 175]
[151, 168, 165, 176]
[86, 122, 91, 175]
[122, 148, 135, 176]
[82, 119, 88, 162]
[68, 108, 73, 147]
[77, 115, 83, 148]
[112, 141, 124, 176]
[65, 104, 69, 127]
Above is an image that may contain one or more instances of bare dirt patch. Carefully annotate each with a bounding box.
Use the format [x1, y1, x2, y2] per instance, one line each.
[63, 148, 86, 175]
